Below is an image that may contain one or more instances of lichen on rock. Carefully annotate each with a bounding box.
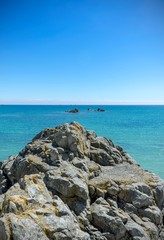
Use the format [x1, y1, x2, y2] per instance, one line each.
[0, 122, 164, 240]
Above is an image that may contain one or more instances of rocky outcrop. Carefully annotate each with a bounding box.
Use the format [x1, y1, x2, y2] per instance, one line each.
[0, 122, 163, 240]
[65, 108, 79, 113]
[96, 108, 105, 112]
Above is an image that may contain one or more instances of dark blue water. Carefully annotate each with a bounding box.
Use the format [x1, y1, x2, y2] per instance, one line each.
[0, 105, 164, 179]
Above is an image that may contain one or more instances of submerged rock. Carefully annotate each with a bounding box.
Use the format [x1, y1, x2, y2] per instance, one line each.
[0, 122, 163, 240]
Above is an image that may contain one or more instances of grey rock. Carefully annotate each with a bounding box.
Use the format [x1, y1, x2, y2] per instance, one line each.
[44, 162, 89, 200]
[87, 130, 97, 139]
[107, 181, 119, 196]
[106, 198, 118, 208]
[0, 170, 9, 194]
[142, 220, 159, 240]
[132, 183, 152, 196]
[124, 203, 138, 214]
[10, 214, 48, 240]
[125, 219, 149, 240]
[91, 198, 127, 239]
[90, 148, 115, 166]
[139, 205, 162, 224]
[87, 160, 101, 179]
[0, 174, 90, 240]
[52, 122, 90, 157]
[89, 136, 123, 165]
[72, 157, 89, 173]
[89, 185, 96, 196]
[96, 188, 106, 198]
[5, 155, 54, 184]
[119, 185, 153, 208]
[0, 122, 163, 240]
[153, 182, 164, 209]
[91, 136, 114, 150]
[160, 229, 164, 240]
[0, 216, 11, 240]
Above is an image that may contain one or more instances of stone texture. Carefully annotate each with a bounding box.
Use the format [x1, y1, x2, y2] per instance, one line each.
[0, 122, 163, 240]
[91, 197, 127, 239]
[125, 219, 149, 240]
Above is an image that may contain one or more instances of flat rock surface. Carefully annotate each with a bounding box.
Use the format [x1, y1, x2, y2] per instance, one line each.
[90, 162, 161, 186]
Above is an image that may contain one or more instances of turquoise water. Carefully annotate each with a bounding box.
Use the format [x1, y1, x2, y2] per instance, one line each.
[0, 105, 164, 179]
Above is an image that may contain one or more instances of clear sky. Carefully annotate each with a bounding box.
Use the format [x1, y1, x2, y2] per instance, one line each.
[0, 0, 164, 104]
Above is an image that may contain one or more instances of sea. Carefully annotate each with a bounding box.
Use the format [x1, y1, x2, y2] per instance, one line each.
[0, 105, 164, 179]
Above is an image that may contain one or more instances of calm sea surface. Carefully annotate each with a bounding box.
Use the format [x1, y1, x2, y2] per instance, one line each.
[0, 105, 164, 179]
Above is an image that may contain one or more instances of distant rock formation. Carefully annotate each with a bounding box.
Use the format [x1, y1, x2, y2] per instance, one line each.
[0, 122, 164, 239]
[88, 108, 105, 112]
[65, 108, 79, 113]
[96, 108, 105, 112]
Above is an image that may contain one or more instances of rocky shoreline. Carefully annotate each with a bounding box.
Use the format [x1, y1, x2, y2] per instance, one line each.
[0, 122, 164, 239]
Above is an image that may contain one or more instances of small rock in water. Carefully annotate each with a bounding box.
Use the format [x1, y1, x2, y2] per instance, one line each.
[96, 108, 105, 112]
[65, 108, 79, 113]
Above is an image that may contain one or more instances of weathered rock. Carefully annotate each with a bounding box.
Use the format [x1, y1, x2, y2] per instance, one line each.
[89, 135, 123, 165]
[0, 174, 90, 240]
[139, 205, 162, 225]
[0, 122, 163, 240]
[125, 219, 149, 239]
[90, 148, 115, 166]
[142, 220, 159, 240]
[107, 181, 119, 196]
[44, 162, 89, 200]
[3, 155, 54, 184]
[0, 170, 9, 194]
[91, 198, 127, 239]
[153, 182, 164, 209]
[119, 184, 153, 208]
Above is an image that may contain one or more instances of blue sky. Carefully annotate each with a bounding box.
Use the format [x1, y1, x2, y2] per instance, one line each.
[0, 0, 164, 104]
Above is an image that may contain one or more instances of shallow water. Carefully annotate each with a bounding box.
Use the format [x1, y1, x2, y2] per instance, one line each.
[0, 105, 164, 179]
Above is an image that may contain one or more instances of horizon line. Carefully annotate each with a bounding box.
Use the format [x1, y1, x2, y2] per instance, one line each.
[1, 100, 164, 105]
[1, 103, 164, 106]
